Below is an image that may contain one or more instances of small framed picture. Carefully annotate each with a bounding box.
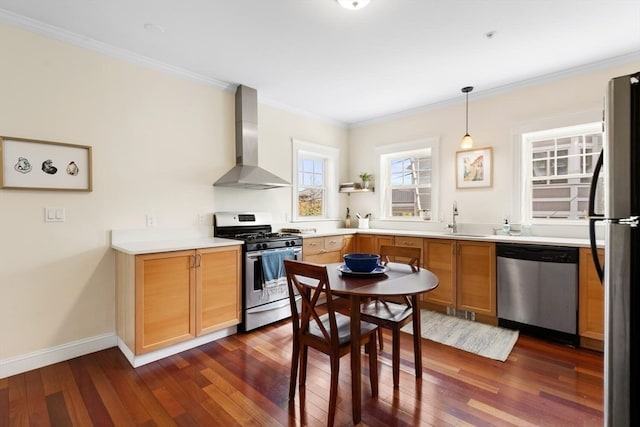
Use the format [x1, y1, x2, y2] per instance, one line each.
[456, 147, 492, 189]
[0, 136, 92, 191]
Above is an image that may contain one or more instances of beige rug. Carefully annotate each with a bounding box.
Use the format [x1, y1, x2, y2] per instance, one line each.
[401, 309, 519, 362]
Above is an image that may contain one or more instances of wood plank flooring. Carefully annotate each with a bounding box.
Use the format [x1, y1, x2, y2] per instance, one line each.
[0, 318, 603, 426]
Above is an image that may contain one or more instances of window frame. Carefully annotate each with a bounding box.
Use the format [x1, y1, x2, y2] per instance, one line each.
[520, 122, 602, 225]
[291, 139, 339, 222]
[376, 137, 439, 221]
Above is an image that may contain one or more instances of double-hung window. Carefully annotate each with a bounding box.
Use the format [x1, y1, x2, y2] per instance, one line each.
[292, 139, 338, 221]
[377, 138, 439, 220]
[521, 122, 603, 222]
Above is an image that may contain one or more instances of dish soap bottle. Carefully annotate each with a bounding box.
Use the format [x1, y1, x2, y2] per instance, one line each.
[502, 217, 511, 234]
[345, 208, 351, 228]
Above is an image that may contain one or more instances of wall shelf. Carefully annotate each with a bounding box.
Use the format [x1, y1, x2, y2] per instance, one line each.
[340, 188, 374, 194]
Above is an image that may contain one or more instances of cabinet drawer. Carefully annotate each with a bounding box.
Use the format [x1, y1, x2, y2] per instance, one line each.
[324, 236, 344, 252]
[395, 236, 423, 248]
[303, 237, 324, 255]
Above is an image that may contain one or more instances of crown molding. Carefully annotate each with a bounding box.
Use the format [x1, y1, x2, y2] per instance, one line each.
[0, 8, 235, 92]
[349, 50, 640, 129]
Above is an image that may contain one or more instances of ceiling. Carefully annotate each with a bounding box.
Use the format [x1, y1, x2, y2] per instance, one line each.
[0, 0, 639, 126]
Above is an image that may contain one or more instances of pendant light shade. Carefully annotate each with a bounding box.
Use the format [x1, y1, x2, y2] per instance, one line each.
[461, 86, 474, 149]
[337, 0, 370, 10]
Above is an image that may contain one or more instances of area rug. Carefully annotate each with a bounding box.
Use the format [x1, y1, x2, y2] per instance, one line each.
[400, 309, 519, 362]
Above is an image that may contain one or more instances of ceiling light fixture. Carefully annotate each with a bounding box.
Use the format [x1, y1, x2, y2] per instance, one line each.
[460, 86, 474, 149]
[337, 0, 370, 11]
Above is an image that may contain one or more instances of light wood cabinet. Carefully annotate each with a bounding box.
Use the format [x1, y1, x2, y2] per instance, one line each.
[303, 235, 346, 264]
[134, 250, 195, 353]
[456, 241, 496, 316]
[116, 245, 241, 355]
[197, 247, 242, 336]
[579, 247, 604, 351]
[423, 239, 456, 307]
[342, 235, 355, 256]
[423, 239, 496, 318]
[356, 234, 394, 254]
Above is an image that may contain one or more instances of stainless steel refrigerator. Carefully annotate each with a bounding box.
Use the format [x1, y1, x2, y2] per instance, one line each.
[589, 71, 639, 426]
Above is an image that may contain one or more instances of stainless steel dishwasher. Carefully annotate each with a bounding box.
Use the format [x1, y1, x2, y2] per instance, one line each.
[497, 243, 579, 345]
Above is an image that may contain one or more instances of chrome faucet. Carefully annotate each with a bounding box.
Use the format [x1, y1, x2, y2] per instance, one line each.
[447, 201, 458, 233]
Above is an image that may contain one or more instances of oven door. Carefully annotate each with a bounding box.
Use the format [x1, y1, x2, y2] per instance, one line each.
[244, 247, 302, 310]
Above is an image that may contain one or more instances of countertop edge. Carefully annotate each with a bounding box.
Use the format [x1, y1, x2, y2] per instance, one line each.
[111, 237, 243, 255]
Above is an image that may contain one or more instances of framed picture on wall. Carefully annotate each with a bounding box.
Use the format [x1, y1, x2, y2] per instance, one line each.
[0, 136, 93, 191]
[456, 146, 492, 189]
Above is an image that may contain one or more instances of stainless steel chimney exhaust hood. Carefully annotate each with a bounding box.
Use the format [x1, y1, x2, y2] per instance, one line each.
[214, 85, 291, 190]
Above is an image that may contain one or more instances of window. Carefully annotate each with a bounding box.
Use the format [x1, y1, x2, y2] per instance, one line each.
[521, 123, 603, 222]
[377, 138, 439, 220]
[292, 139, 338, 221]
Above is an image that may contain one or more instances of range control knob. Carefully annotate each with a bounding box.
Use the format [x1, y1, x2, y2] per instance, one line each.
[290, 240, 297, 246]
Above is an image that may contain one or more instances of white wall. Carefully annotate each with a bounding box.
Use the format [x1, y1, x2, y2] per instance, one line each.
[0, 23, 348, 374]
[348, 60, 640, 236]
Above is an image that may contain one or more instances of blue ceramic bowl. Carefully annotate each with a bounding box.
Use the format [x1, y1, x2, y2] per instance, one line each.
[343, 253, 380, 272]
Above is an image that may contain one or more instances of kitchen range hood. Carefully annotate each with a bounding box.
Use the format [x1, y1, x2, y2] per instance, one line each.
[214, 85, 291, 190]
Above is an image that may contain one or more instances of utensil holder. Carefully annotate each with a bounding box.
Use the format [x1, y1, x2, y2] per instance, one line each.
[358, 218, 369, 229]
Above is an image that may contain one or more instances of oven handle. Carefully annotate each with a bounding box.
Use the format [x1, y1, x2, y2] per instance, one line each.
[246, 296, 300, 313]
[246, 247, 303, 260]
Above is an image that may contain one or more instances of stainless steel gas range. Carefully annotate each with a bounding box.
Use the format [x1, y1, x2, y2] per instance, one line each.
[214, 212, 302, 332]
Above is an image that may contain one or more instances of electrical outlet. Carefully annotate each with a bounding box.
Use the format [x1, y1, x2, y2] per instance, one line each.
[146, 214, 156, 227]
[198, 213, 206, 225]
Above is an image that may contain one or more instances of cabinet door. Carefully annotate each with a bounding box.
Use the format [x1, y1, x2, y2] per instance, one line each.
[356, 234, 375, 253]
[342, 235, 355, 256]
[135, 250, 195, 354]
[197, 246, 242, 336]
[456, 241, 496, 316]
[579, 247, 604, 346]
[423, 239, 456, 307]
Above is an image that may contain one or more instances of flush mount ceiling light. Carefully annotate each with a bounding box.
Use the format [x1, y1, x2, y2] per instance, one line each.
[460, 86, 474, 149]
[337, 0, 370, 10]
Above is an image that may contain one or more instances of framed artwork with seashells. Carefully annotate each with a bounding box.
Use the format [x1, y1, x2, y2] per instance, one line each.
[0, 136, 92, 191]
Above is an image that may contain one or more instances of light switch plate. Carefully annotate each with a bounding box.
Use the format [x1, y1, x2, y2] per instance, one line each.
[45, 207, 65, 222]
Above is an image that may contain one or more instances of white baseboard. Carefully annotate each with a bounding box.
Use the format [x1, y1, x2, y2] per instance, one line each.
[1, 326, 238, 379]
[118, 326, 237, 368]
[0, 333, 117, 379]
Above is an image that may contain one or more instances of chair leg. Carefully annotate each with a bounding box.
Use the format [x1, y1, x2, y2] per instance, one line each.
[392, 327, 401, 388]
[327, 355, 340, 427]
[377, 327, 384, 350]
[369, 332, 379, 397]
[289, 336, 299, 400]
[300, 346, 308, 388]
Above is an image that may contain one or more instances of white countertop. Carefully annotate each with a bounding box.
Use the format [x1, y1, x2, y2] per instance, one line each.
[111, 228, 243, 255]
[110, 226, 602, 255]
[112, 237, 242, 255]
[303, 228, 602, 248]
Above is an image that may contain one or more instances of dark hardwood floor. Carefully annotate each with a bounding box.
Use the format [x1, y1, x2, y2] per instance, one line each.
[1, 317, 603, 426]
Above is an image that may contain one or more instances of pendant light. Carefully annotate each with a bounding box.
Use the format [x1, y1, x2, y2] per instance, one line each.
[337, 0, 370, 10]
[461, 86, 474, 149]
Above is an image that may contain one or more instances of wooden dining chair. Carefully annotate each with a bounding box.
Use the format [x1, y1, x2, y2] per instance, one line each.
[284, 259, 378, 427]
[360, 245, 422, 388]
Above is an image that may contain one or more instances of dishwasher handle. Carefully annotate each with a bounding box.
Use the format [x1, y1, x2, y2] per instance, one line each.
[496, 244, 578, 263]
